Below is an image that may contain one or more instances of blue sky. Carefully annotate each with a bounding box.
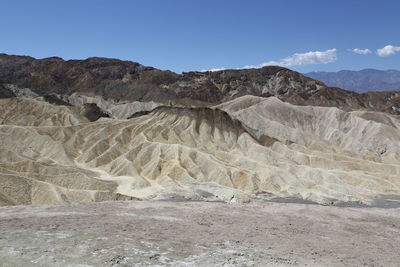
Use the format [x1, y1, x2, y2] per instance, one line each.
[1, 0, 399, 73]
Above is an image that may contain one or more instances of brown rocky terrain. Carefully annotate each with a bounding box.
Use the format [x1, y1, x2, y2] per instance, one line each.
[1, 53, 399, 114]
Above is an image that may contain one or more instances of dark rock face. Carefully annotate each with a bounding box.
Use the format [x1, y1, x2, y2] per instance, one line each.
[283, 86, 400, 114]
[0, 54, 188, 103]
[42, 94, 72, 106]
[306, 69, 400, 93]
[0, 84, 16, 98]
[0, 53, 324, 104]
[81, 103, 111, 121]
[1, 53, 400, 114]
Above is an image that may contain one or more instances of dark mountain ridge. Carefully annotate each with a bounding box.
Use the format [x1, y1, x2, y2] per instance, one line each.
[1, 53, 400, 114]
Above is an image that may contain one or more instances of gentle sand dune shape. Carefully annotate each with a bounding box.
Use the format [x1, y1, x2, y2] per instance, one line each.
[0, 97, 399, 206]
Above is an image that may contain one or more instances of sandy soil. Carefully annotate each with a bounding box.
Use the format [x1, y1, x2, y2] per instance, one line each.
[0, 200, 399, 266]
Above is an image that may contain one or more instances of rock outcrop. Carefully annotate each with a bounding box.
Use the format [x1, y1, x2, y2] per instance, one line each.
[1, 53, 399, 114]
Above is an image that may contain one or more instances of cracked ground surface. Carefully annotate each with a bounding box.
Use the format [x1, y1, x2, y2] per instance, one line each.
[0, 200, 399, 266]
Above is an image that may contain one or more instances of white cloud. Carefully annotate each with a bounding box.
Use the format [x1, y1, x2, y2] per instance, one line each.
[200, 49, 337, 72]
[243, 49, 337, 69]
[351, 48, 371, 55]
[200, 67, 226, 72]
[376, 45, 400, 57]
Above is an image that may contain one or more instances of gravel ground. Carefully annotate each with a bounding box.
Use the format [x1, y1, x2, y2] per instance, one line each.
[0, 200, 399, 266]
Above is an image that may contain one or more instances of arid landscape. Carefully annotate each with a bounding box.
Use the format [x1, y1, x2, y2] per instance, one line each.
[1, 54, 400, 207]
[1, 200, 400, 266]
[0, 52, 400, 265]
[3, 0, 400, 265]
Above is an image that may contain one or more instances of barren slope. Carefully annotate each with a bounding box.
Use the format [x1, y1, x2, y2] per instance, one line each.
[216, 95, 400, 158]
[1, 97, 399, 206]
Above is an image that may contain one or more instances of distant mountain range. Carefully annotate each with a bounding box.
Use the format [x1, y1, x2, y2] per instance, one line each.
[305, 69, 400, 93]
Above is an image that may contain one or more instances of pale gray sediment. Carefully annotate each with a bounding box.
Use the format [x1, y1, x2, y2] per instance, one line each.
[0, 200, 399, 266]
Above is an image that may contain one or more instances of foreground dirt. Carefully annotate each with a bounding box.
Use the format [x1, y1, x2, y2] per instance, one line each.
[0, 200, 399, 266]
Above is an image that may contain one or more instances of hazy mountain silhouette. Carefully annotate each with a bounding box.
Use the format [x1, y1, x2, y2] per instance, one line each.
[306, 69, 400, 93]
